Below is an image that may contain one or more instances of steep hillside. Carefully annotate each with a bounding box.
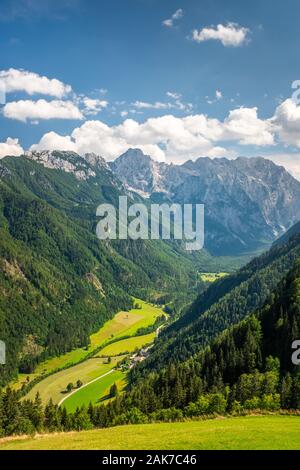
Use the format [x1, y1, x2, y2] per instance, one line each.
[0, 170, 134, 386]
[133, 226, 300, 375]
[0, 152, 210, 386]
[1, 262, 300, 439]
[103, 260, 300, 420]
[274, 221, 300, 247]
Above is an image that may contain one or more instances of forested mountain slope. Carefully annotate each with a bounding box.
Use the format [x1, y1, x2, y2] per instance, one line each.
[274, 221, 300, 247]
[0, 153, 211, 386]
[1, 259, 300, 436]
[133, 226, 300, 376]
[102, 260, 300, 421]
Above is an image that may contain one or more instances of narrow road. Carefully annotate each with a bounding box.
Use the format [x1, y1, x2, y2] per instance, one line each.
[58, 368, 115, 407]
[156, 324, 164, 337]
[58, 320, 167, 407]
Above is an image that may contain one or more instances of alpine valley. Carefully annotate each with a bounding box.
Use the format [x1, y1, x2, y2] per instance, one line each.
[0, 148, 300, 449]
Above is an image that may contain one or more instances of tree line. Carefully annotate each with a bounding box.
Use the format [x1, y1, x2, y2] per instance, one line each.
[1, 262, 300, 437]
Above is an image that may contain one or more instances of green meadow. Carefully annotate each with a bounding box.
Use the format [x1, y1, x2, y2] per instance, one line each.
[199, 272, 229, 283]
[18, 299, 164, 409]
[89, 300, 163, 349]
[2, 416, 300, 450]
[97, 332, 155, 357]
[62, 369, 126, 413]
[25, 356, 124, 405]
[11, 298, 163, 393]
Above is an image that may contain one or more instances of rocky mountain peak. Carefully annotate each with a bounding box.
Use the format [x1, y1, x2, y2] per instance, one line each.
[109, 148, 300, 255]
[110, 148, 165, 196]
[24, 150, 99, 181]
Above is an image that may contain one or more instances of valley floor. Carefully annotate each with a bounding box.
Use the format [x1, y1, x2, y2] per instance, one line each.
[1, 416, 300, 450]
[14, 299, 165, 411]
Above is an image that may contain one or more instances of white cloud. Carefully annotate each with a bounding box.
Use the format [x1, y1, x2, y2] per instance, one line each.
[162, 8, 183, 28]
[192, 22, 250, 47]
[132, 97, 193, 113]
[0, 137, 24, 158]
[29, 105, 272, 163]
[206, 90, 223, 105]
[3, 99, 83, 122]
[166, 91, 181, 100]
[30, 131, 77, 152]
[0, 68, 71, 98]
[271, 98, 300, 147]
[132, 101, 171, 110]
[223, 107, 274, 146]
[82, 97, 108, 116]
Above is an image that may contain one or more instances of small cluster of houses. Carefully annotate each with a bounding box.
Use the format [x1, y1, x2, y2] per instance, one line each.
[129, 347, 150, 368]
[117, 346, 151, 371]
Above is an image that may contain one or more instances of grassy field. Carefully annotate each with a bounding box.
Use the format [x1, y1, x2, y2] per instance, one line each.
[25, 356, 124, 405]
[97, 333, 155, 357]
[199, 272, 228, 283]
[62, 369, 126, 413]
[1, 416, 300, 450]
[10, 347, 90, 391]
[44, 332, 156, 411]
[11, 299, 164, 393]
[89, 299, 163, 349]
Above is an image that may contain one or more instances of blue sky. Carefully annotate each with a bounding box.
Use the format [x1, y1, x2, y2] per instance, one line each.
[1, 0, 300, 178]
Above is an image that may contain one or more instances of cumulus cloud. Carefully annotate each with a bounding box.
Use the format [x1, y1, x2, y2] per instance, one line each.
[3, 99, 83, 122]
[162, 8, 183, 28]
[30, 131, 77, 152]
[192, 22, 250, 47]
[81, 97, 108, 116]
[0, 68, 71, 98]
[223, 107, 275, 146]
[29, 105, 273, 163]
[0, 137, 24, 158]
[271, 98, 300, 147]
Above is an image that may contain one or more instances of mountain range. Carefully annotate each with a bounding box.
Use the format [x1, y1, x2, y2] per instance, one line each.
[0, 147, 300, 388]
[0, 147, 300, 437]
[0, 150, 226, 385]
[23, 148, 300, 257]
[111, 148, 300, 255]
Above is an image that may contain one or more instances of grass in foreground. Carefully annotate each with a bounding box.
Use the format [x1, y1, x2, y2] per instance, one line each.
[1, 416, 300, 450]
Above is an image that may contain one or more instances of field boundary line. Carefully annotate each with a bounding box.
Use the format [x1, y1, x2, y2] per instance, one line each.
[58, 368, 115, 407]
